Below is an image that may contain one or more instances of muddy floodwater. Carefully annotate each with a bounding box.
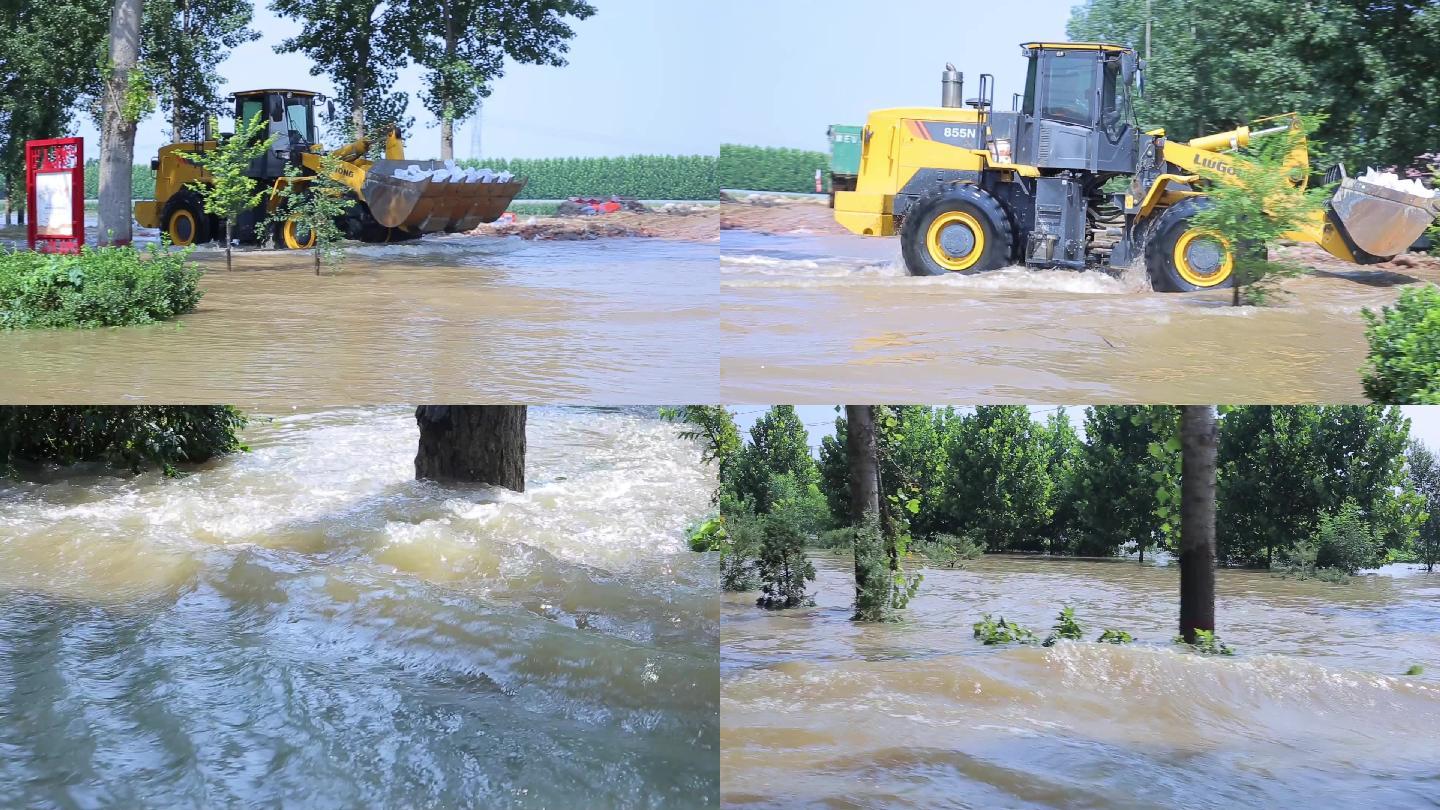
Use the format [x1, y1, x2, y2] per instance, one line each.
[722, 554, 1440, 809]
[721, 224, 1439, 403]
[0, 407, 718, 808]
[0, 235, 717, 405]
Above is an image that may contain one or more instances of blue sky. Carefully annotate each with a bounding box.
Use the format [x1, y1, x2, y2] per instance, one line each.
[715, 0, 1079, 150]
[738, 406, 1440, 453]
[75, 0, 718, 161]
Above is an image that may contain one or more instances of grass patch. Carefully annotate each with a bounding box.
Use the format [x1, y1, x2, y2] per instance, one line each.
[0, 244, 202, 329]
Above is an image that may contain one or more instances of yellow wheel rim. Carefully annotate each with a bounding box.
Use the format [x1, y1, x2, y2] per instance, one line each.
[925, 210, 986, 271]
[167, 209, 196, 246]
[1173, 228, 1233, 287]
[282, 220, 316, 250]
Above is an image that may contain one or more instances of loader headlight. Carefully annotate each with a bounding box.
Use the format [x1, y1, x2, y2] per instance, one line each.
[990, 138, 1013, 164]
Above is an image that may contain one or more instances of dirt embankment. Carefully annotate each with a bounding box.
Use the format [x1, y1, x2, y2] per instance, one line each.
[470, 204, 718, 243]
[720, 193, 848, 236]
[1276, 242, 1440, 285]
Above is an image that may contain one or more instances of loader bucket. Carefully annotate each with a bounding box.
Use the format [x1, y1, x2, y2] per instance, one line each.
[359, 160, 528, 233]
[1327, 178, 1439, 260]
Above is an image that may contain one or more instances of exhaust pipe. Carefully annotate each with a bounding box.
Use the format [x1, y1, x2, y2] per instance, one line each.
[942, 63, 964, 108]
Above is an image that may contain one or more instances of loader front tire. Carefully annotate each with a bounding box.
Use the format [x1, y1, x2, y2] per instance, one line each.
[160, 194, 210, 247]
[1144, 198, 1236, 293]
[900, 186, 1012, 276]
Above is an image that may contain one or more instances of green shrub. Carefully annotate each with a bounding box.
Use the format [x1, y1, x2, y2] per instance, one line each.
[920, 532, 986, 568]
[1313, 499, 1379, 574]
[721, 511, 762, 592]
[1175, 629, 1235, 656]
[719, 144, 828, 193]
[973, 613, 1037, 645]
[1406, 664, 1425, 676]
[0, 406, 246, 475]
[1043, 607, 1084, 646]
[755, 508, 816, 609]
[1097, 629, 1133, 644]
[459, 154, 717, 200]
[0, 244, 202, 329]
[1362, 285, 1440, 404]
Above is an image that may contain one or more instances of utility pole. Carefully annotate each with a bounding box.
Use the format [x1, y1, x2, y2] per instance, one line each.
[1145, 0, 1152, 62]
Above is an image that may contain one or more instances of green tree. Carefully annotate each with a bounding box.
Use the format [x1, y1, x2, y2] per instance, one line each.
[1039, 408, 1082, 553]
[1312, 498, 1379, 574]
[0, 405, 245, 475]
[399, 0, 595, 160]
[1217, 406, 1325, 566]
[142, 0, 258, 142]
[1406, 441, 1440, 572]
[731, 406, 819, 514]
[754, 472, 818, 609]
[264, 153, 352, 274]
[1068, 0, 1440, 171]
[940, 406, 1054, 552]
[271, 0, 412, 142]
[185, 112, 275, 270]
[1070, 406, 1167, 559]
[1189, 117, 1332, 305]
[0, 0, 108, 222]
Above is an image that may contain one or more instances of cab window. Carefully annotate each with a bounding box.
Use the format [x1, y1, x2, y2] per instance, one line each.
[1041, 53, 1095, 127]
[285, 100, 313, 143]
[1100, 59, 1130, 141]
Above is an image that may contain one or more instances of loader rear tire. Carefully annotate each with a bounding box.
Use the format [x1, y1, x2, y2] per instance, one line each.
[1144, 198, 1237, 293]
[900, 186, 1012, 276]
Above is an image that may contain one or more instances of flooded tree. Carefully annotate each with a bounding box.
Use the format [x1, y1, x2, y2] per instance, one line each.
[1408, 441, 1440, 573]
[846, 405, 889, 621]
[414, 405, 525, 491]
[0, 405, 246, 475]
[97, 0, 145, 245]
[1178, 405, 1218, 643]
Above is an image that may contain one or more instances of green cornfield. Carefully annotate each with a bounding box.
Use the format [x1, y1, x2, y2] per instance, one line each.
[459, 155, 716, 200]
[83, 160, 156, 200]
[719, 144, 828, 193]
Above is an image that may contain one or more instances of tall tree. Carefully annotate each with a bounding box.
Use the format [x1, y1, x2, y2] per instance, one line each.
[940, 406, 1054, 553]
[731, 406, 818, 514]
[1178, 405, 1218, 644]
[0, 0, 108, 222]
[271, 0, 411, 142]
[1217, 406, 1324, 567]
[414, 405, 525, 490]
[1407, 441, 1440, 573]
[97, 0, 145, 244]
[846, 405, 889, 621]
[142, 0, 258, 142]
[1071, 406, 1168, 559]
[400, 0, 595, 159]
[1068, 0, 1440, 171]
[1039, 408, 1082, 554]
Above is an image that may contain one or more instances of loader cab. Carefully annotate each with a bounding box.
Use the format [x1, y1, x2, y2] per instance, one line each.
[229, 89, 323, 180]
[1013, 43, 1140, 175]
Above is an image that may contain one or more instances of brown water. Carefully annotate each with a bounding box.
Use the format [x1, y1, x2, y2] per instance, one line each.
[0, 234, 717, 405]
[0, 406, 719, 808]
[722, 553, 1440, 809]
[721, 230, 1434, 403]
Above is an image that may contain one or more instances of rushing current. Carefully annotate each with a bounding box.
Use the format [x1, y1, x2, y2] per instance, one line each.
[0, 407, 719, 808]
[722, 553, 1440, 809]
[720, 226, 1437, 403]
[0, 234, 718, 405]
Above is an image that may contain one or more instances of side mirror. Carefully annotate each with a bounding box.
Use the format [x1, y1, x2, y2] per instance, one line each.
[269, 97, 285, 122]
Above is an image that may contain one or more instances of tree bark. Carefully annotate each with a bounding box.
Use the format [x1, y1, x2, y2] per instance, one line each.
[846, 406, 879, 524]
[440, 115, 453, 161]
[439, 20, 457, 160]
[98, 0, 143, 246]
[1179, 405, 1218, 643]
[415, 405, 526, 490]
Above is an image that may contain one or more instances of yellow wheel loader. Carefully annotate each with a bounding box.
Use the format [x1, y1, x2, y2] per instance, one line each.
[135, 89, 527, 248]
[833, 42, 1440, 291]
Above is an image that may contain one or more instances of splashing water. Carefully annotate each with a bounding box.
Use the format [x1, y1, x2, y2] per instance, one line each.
[0, 407, 719, 808]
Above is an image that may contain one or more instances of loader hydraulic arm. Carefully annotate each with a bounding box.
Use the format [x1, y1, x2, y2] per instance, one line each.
[1161, 114, 1309, 191]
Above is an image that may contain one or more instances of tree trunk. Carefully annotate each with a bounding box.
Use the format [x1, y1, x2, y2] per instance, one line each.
[98, 0, 143, 246]
[846, 405, 886, 620]
[439, 21, 457, 160]
[172, 81, 184, 143]
[440, 115, 454, 161]
[415, 405, 526, 490]
[846, 405, 879, 524]
[1179, 405, 1218, 643]
[225, 220, 232, 271]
